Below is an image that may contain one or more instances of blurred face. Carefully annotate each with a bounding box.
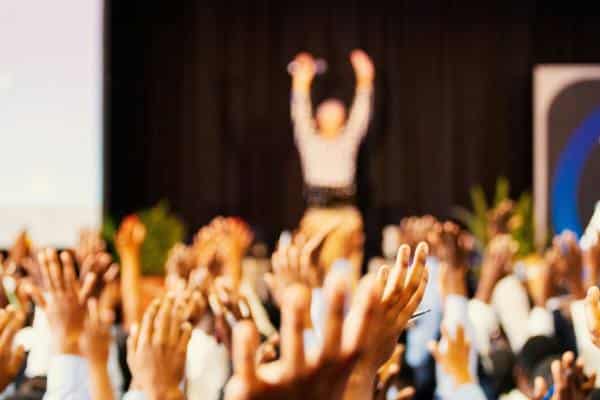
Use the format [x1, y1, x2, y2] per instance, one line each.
[316, 99, 346, 137]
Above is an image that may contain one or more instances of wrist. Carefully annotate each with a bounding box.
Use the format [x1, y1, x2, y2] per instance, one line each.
[57, 335, 81, 355]
[147, 387, 184, 400]
[453, 368, 474, 386]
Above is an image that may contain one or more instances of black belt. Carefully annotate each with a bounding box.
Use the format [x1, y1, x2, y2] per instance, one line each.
[304, 185, 356, 208]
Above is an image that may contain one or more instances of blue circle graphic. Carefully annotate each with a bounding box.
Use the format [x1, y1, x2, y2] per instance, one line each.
[551, 106, 600, 236]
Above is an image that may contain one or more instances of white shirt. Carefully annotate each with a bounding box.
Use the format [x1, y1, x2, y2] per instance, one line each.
[467, 275, 554, 357]
[185, 328, 230, 400]
[291, 88, 372, 188]
[43, 355, 91, 400]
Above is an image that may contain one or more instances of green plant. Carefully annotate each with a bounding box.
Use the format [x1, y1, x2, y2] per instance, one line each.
[454, 177, 535, 257]
[102, 201, 185, 275]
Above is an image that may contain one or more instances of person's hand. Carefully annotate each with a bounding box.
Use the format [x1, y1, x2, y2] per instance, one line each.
[127, 296, 192, 400]
[548, 231, 584, 298]
[0, 306, 26, 392]
[428, 221, 474, 270]
[32, 249, 98, 354]
[342, 243, 428, 400]
[165, 243, 197, 292]
[266, 229, 330, 305]
[8, 230, 33, 266]
[358, 243, 428, 368]
[291, 52, 316, 92]
[428, 324, 473, 387]
[350, 49, 374, 87]
[225, 270, 374, 400]
[531, 351, 595, 400]
[115, 214, 146, 258]
[80, 298, 114, 366]
[475, 234, 517, 303]
[76, 228, 106, 264]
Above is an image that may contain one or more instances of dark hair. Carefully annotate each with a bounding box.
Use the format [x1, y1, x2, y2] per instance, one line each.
[516, 336, 562, 383]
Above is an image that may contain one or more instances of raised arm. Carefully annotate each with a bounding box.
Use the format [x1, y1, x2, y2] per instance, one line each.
[290, 52, 318, 140]
[345, 49, 374, 143]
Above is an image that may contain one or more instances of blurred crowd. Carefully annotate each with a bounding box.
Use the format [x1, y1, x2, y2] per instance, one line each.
[0, 210, 599, 400]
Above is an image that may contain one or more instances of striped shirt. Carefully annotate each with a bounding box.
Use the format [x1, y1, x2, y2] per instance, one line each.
[291, 88, 373, 189]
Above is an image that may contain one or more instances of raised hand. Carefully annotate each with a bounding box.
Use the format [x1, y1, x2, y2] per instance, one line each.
[265, 228, 333, 305]
[291, 52, 317, 92]
[33, 248, 98, 354]
[225, 271, 372, 400]
[350, 49, 374, 87]
[475, 234, 517, 304]
[127, 296, 192, 400]
[116, 215, 146, 328]
[76, 228, 107, 264]
[547, 231, 584, 298]
[428, 324, 473, 388]
[343, 243, 429, 399]
[0, 306, 26, 392]
[428, 221, 473, 270]
[531, 351, 595, 400]
[116, 214, 146, 257]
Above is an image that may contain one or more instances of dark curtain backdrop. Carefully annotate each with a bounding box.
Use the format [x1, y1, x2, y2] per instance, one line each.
[107, 1, 600, 256]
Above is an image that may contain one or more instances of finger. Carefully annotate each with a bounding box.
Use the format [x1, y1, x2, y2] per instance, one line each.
[88, 298, 99, 327]
[60, 251, 77, 296]
[396, 386, 415, 400]
[551, 359, 565, 391]
[78, 273, 97, 304]
[46, 248, 64, 292]
[80, 256, 94, 281]
[169, 298, 185, 347]
[0, 309, 9, 333]
[375, 264, 390, 290]
[177, 321, 192, 354]
[9, 345, 26, 375]
[0, 310, 25, 349]
[561, 351, 575, 369]
[38, 251, 54, 292]
[103, 263, 120, 283]
[138, 299, 160, 348]
[22, 282, 46, 308]
[320, 272, 347, 361]
[280, 284, 310, 376]
[127, 323, 139, 355]
[533, 376, 548, 400]
[398, 243, 428, 308]
[382, 245, 410, 304]
[152, 296, 173, 347]
[287, 246, 300, 276]
[232, 320, 259, 383]
[395, 268, 429, 330]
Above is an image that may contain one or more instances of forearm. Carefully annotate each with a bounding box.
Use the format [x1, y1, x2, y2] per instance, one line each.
[89, 361, 114, 400]
[120, 252, 142, 328]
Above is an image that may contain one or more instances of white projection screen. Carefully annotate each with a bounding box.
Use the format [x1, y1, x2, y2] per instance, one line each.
[0, 0, 104, 247]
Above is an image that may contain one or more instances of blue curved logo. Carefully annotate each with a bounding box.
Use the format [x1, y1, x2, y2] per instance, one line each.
[551, 107, 600, 236]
